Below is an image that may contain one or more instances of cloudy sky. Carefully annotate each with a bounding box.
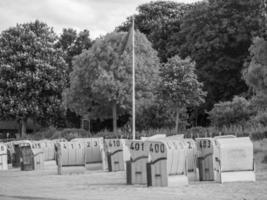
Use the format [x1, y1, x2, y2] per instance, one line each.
[0, 0, 200, 39]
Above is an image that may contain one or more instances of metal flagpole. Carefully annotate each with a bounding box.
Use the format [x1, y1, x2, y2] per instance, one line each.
[132, 16, 136, 140]
[264, 0, 267, 28]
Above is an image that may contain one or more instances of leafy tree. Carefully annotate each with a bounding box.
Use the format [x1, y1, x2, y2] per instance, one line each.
[244, 37, 267, 94]
[56, 28, 93, 128]
[177, 0, 262, 111]
[160, 56, 206, 133]
[208, 96, 254, 127]
[64, 31, 160, 133]
[57, 28, 77, 51]
[56, 28, 93, 97]
[0, 20, 67, 136]
[117, 1, 193, 62]
[57, 28, 92, 77]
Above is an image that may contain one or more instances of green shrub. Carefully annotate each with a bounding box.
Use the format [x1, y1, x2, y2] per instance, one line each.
[186, 126, 209, 138]
[251, 112, 267, 126]
[50, 128, 91, 141]
[208, 96, 254, 127]
[95, 128, 178, 139]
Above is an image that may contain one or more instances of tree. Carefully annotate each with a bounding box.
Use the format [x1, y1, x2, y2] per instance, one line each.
[56, 28, 93, 128]
[160, 56, 206, 133]
[56, 28, 92, 78]
[0, 20, 67, 136]
[244, 37, 267, 94]
[117, 1, 193, 62]
[177, 0, 262, 112]
[64, 30, 160, 134]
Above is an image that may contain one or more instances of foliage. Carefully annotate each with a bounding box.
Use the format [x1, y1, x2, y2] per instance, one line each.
[159, 56, 206, 132]
[55, 28, 93, 129]
[244, 37, 267, 94]
[50, 128, 91, 141]
[0, 20, 67, 134]
[95, 124, 267, 140]
[64, 31, 160, 122]
[178, 0, 262, 110]
[18, 126, 57, 140]
[17, 124, 267, 141]
[160, 56, 206, 108]
[135, 99, 189, 131]
[208, 96, 254, 127]
[95, 128, 178, 139]
[117, 1, 193, 62]
[56, 28, 92, 74]
[250, 111, 267, 127]
[249, 93, 267, 112]
[135, 100, 174, 130]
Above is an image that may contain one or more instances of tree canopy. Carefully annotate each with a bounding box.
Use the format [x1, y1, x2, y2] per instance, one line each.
[0, 20, 67, 135]
[177, 0, 262, 109]
[160, 55, 206, 132]
[56, 28, 92, 75]
[117, 1, 193, 62]
[244, 37, 267, 94]
[64, 30, 160, 132]
[55, 28, 93, 128]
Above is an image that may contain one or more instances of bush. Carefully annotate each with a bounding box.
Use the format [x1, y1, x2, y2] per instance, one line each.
[208, 96, 254, 127]
[95, 128, 178, 139]
[136, 102, 175, 131]
[185, 126, 209, 138]
[184, 124, 267, 140]
[251, 112, 267, 126]
[50, 128, 91, 141]
[35, 126, 57, 140]
[19, 124, 267, 141]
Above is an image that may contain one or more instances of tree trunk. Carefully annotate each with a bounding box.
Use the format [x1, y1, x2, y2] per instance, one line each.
[88, 119, 91, 136]
[175, 108, 180, 134]
[33, 116, 37, 134]
[21, 118, 27, 138]
[112, 102, 117, 135]
[195, 108, 198, 127]
[81, 118, 84, 129]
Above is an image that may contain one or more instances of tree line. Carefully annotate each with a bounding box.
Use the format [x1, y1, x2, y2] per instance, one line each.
[0, 0, 266, 136]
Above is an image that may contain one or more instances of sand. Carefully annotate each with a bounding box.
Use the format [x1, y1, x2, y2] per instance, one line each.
[0, 140, 266, 200]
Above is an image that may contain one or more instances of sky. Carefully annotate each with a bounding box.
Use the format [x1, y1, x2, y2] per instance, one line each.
[0, 0, 201, 39]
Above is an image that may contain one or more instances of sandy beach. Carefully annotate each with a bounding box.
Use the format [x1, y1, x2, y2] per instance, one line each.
[0, 140, 266, 200]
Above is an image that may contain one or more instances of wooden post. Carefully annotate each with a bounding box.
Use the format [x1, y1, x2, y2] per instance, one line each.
[21, 118, 27, 138]
[56, 143, 62, 175]
[175, 108, 180, 134]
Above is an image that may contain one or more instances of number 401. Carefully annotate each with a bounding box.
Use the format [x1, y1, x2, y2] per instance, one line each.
[130, 142, 144, 151]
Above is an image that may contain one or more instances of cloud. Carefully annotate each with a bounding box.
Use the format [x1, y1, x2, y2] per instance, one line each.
[0, 0, 201, 39]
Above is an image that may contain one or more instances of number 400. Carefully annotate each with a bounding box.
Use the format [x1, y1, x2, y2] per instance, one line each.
[150, 143, 165, 153]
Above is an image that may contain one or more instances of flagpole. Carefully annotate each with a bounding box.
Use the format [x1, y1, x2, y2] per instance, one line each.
[132, 16, 136, 140]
